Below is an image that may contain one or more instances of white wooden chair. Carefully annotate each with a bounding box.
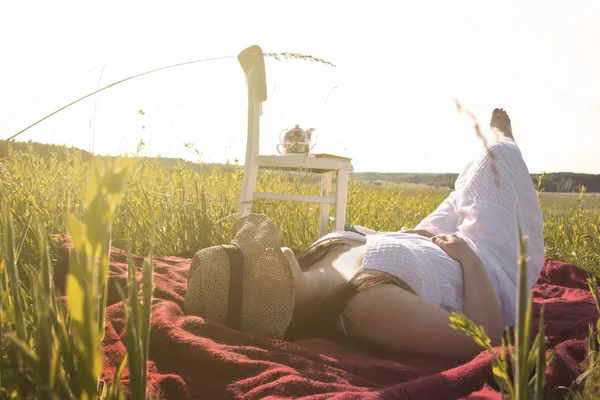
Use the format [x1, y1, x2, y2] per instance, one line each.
[237, 45, 354, 237]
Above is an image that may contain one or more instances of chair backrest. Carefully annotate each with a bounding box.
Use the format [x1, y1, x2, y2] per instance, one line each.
[238, 45, 267, 103]
[238, 45, 267, 166]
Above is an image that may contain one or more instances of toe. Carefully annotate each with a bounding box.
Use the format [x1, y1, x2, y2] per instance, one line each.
[491, 109, 500, 121]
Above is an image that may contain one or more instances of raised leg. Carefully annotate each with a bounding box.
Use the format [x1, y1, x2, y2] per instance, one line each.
[334, 170, 349, 232]
[414, 108, 517, 235]
[319, 172, 333, 237]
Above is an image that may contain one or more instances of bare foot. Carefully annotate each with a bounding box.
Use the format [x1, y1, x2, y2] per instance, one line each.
[490, 108, 514, 140]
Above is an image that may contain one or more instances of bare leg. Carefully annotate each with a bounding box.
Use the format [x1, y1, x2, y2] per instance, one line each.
[415, 107, 516, 236]
[412, 191, 460, 236]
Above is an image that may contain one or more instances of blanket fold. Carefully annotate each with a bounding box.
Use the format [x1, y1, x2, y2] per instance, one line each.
[55, 239, 596, 399]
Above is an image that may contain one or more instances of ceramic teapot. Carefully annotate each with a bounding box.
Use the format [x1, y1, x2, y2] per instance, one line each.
[277, 125, 315, 154]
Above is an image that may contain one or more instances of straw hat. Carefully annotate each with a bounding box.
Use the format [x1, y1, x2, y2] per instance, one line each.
[184, 214, 295, 339]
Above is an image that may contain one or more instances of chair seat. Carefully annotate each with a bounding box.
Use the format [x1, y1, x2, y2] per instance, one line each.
[258, 154, 354, 173]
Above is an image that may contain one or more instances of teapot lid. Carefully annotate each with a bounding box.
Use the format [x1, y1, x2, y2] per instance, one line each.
[286, 124, 312, 133]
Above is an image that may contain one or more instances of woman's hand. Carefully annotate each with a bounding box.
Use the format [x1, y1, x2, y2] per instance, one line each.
[432, 234, 478, 264]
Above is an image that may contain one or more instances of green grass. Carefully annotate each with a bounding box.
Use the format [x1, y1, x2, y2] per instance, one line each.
[1, 144, 599, 398]
[1, 144, 598, 274]
[541, 192, 600, 211]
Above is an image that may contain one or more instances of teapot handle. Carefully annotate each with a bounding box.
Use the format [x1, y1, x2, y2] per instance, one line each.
[279, 129, 288, 143]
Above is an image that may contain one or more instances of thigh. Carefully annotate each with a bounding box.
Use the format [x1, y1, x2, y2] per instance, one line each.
[413, 157, 477, 235]
[343, 283, 485, 361]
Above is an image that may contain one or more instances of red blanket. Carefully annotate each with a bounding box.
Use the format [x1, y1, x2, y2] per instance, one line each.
[56, 240, 596, 399]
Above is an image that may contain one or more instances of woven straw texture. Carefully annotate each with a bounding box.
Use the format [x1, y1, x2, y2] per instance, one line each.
[185, 214, 295, 339]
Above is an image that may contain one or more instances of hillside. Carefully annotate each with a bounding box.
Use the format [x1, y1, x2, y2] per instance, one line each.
[2, 140, 599, 192]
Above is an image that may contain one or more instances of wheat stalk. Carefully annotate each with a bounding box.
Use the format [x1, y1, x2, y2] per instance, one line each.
[454, 98, 500, 187]
[261, 52, 336, 67]
[3, 52, 335, 143]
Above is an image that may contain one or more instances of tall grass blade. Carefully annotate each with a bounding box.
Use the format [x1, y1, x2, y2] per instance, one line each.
[14, 211, 32, 263]
[514, 222, 530, 399]
[534, 305, 547, 400]
[126, 248, 144, 400]
[63, 157, 134, 398]
[4, 52, 333, 143]
[5, 332, 39, 367]
[107, 354, 128, 400]
[2, 205, 27, 366]
[140, 245, 155, 399]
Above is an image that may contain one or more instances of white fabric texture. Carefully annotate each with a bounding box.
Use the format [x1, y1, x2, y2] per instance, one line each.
[415, 138, 544, 326]
[319, 138, 544, 327]
[314, 231, 464, 313]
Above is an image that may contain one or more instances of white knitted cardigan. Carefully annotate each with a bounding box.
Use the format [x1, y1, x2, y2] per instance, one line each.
[312, 231, 443, 307]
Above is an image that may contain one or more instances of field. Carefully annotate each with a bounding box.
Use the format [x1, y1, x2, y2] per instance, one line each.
[2, 145, 599, 273]
[1, 145, 600, 398]
[541, 191, 600, 210]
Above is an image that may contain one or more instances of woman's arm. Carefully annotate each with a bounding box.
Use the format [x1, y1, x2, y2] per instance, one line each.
[432, 234, 503, 344]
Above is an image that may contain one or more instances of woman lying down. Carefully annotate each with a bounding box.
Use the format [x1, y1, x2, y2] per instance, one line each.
[184, 108, 544, 361]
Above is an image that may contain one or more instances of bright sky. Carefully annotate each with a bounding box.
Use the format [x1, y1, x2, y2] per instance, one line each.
[2, 0, 599, 173]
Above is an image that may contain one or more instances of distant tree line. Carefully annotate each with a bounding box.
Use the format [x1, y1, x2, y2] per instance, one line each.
[2, 140, 599, 192]
[352, 171, 600, 193]
[0, 140, 235, 173]
[530, 173, 600, 193]
[0, 140, 95, 162]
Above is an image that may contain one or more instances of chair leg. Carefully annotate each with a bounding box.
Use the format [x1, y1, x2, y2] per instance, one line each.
[334, 170, 349, 232]
[239, 163, 259, 216]
[319, 172, 333, 237]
